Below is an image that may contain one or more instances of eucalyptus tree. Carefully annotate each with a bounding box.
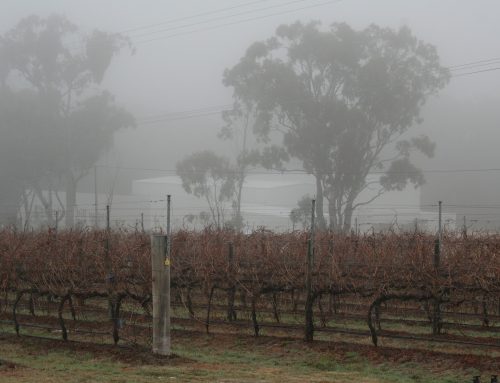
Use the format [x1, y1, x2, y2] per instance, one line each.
[224, 21, 449, 231]
[0, 14, 134, 227]
[219, 102, 288, 230]
[176, 150, 237, 230]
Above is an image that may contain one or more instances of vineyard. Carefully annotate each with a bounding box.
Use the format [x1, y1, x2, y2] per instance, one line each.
[0, 227, 499, 356]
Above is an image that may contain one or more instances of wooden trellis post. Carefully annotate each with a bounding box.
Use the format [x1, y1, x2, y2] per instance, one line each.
[151, 234, 171, 356]
[305, 199, 316, 342]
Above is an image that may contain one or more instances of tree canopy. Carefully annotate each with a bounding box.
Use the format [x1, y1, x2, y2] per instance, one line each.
[224, 21, 449, 231]
[0, 14, 134, 228]
[176, 150, 237, 230]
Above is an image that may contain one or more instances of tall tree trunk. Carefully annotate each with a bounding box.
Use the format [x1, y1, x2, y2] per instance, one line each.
[327, 195, 337, 231]
[343, 201, 354, 233]
[32, 185, 54, 227]
[65, 172, 76, 229]
[315, 176, 327, 230]
[234, 173, 244, 230]
[327, 190, 343, 232]
[234, 113, 250, 232]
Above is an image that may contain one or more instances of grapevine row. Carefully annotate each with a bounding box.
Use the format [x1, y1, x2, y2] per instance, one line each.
[0, 228, 499, 345]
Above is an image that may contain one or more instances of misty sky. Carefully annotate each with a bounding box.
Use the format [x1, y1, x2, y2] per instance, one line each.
[2, 0, 500, 176]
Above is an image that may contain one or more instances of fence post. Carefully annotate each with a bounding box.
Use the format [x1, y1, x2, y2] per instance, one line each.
[328, 238, 336, 314]
[105, 205, 114, 320]
[166, 195, 171, 255]
[432, 201, 442, 335]
[462, 215, 467, 238]
[436, 200, 442, 268]
[305, 199, 316, 342]
[227, 241, 236, 321]
[104, 204, 120, 343]
[94, 165, 98, 229]
[151, 234, 171, 356]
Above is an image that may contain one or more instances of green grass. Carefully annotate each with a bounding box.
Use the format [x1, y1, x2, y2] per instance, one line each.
[2, 295, 497, 382]
[0, 330, 474, 383]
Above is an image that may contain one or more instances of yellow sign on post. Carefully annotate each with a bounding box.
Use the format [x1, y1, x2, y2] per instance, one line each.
[164, 258, 171, 267]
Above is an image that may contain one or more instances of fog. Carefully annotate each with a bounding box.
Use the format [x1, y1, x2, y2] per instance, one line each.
[1, 0, 500, 231]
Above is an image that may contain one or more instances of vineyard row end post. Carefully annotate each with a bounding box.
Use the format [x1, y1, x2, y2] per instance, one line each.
[305, 198, 316, 342]
[432, 200, 442, 335]
[151, 234, 171, 356]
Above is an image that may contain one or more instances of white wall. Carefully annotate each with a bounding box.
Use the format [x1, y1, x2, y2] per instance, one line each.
[132, 174, 451, 232]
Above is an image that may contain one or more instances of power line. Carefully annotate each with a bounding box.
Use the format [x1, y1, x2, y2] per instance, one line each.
[448, 57, 500, 77]
[120, 0, 271, 34]
[95, 164, 500, 176]
[65, 0, 281, 49]
[136, 104, 232, 122]
[119, 0, 498, 77]
[12, 200, 500, 212]
[138, 110, 225, 125]
[451, 66, 500, 78]
[129, 0, 325, 41]
[136, 107, 232, 125]
[449, 61, 500, 72]
[132, 55, 500, 127]
[440, 204, 500, 209]
[64, 0, 343, 54]
[448, 57, 500, 70]
[134, 0, 343, 45]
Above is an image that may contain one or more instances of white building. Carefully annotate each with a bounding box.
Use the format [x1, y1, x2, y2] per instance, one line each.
[132, 174, 455, 232]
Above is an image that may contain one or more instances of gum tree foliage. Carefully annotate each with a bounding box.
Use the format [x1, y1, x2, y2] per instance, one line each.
[0, 15, 134, 227]
[219, 103, 288, 230]
[176, 150, 237, 230]
[0, 88, 50, 226]
[218, 105, 254, 231]
[224, 22, 449, 231]
[177, 102, 287, 231]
